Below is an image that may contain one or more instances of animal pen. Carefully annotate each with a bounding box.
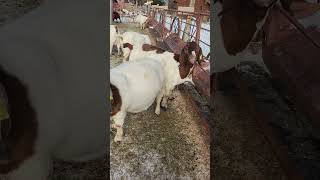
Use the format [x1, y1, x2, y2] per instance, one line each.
[110, 4, 211, 179]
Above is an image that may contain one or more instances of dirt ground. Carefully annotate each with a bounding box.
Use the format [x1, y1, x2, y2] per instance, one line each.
[212, 88, 287, 180]
[211, 60, 320, 180]
[110, 22, 210, 180]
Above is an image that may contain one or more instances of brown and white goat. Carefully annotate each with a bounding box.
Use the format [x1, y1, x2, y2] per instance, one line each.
[110, 42, 202, 142]
[0, 0, 107, 179]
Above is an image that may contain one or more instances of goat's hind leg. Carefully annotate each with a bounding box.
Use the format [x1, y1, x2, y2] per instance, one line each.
[112, 111, 126, 142]
[155, 89, 165, 115]
[161, 88, 171, 109]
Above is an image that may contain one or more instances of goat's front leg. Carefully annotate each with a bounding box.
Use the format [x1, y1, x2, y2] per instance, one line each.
[112, 111, 126, 142]
[155, 89, 165, 115]
[116, 43, 121, 56]
[168, 89, 175, 100]
[161, 95, 168, 109]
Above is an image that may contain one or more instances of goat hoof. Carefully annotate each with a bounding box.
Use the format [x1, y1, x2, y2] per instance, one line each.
[160, 106, 167, 111]
[155, 109, 160, 115]
[114, 135, 123, 142]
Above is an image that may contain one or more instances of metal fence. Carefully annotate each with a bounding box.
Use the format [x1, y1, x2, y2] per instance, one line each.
[147, 7, 210, 58]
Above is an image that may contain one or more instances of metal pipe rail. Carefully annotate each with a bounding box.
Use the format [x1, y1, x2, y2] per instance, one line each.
[147, 7, 210, 59]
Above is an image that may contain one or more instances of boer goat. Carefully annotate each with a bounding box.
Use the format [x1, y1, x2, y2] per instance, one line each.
[110, 25, 123, 56]
[212, 0, 295, 74]
[0, 0, 107, 179]
[122, 41, 202, 101]
[120, 31, 151, 61]
[110, 42, 202, 142]
[134, 14, 148, 29]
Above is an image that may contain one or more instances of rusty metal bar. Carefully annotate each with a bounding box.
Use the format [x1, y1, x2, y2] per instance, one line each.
[151, 7, 210, 16]
[153, 10, 210, 47]
[178, 30, 210, 47]
[196, 15, 202, 45]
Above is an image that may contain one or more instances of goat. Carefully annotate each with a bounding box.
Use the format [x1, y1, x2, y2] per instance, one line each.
[212, 0, 308, 75]
[110, 57, 166, 142]
[212, 0, 273, 74]
[110, 25, 123, 56]
[134, 14, 148, 29]
[110, 42, 202, 142]
[139, 42, 201, 107]
[119, 31, 151, 61]
[0, 0, 107, 179]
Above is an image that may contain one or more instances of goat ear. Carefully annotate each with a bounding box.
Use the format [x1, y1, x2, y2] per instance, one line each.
[179, 64, 193, 79]
[174, 54, 180, 62]
[123, 43, 133, 50]
[220, 0, 266, 55]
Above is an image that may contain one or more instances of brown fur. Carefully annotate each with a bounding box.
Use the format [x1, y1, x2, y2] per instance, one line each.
[110, 83, 122, 116]
[219, 0, 295, 55]
[220, 0, 268, 55]
[142, 44, 166, 54]
[178, 42, 202, 79]
[123, 43, 133, 50]
[0, 66, 38, 174]
[173, 54, 180, 62]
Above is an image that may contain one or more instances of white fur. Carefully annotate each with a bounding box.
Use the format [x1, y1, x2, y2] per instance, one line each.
[110, 25, 122, 56]
[134, 14, 148, 29]
[0, 0, 107, 179]
[120, 31, 151, 61]
[127, 48, 194, 91]
[110, 48, 195, 142]
[110, 58, 166, 142]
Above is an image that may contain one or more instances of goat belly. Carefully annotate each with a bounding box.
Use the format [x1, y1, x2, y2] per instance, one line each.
[111, 59, 165, 113]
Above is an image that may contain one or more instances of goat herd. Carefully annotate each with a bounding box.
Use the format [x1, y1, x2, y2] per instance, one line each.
[109, 13, 204, 142]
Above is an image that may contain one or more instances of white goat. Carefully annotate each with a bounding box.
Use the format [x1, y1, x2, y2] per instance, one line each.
[126, 42, 200, 105]
[110, 25, 123, 56]
[0, 0, 107, 179]
[110, 58, 166, 142]
[134, 14, 148, 29]
[110, 42, 201, 142]
[120, 31, 151, 61]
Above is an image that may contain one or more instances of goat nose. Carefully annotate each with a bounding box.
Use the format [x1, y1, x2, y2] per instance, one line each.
[0, 142, 10, 163]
